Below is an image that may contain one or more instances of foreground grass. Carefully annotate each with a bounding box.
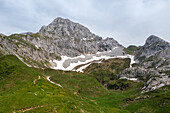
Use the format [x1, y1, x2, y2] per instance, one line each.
[124, 85, 170, 113]
[0, 55, 128, 112]
[0, 55, 169, 112]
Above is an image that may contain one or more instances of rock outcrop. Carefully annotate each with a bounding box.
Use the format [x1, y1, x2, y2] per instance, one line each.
[118, 35, 170, 93]
[135, 35, 170, 68]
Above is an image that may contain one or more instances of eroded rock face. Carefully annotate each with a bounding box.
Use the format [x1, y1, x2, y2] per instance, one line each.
[0, 17, 124, 67]
[118, 35, 170, 93]
[141, 75, 170, 93]
[0, 34, 52, 67]
[38, 17, 123, 57]
[135, 35, 170, 69]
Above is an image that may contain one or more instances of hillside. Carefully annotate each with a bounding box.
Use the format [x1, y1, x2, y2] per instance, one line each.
[0, 55, 169, 112]
[0, 17, 169, 113]
[0, 55, 107, 112]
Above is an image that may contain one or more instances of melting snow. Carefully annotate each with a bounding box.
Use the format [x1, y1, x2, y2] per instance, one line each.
[75, 63, 92, 72]
[49, 47, 136, 72]
[50, 54, 135, 72]
[35, 45, 39, 49]
[120, 77, 138, 81]
[46, 76, 62, 87]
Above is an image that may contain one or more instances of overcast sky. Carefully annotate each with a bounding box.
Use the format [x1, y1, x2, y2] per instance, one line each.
[0, 0, 170, 46]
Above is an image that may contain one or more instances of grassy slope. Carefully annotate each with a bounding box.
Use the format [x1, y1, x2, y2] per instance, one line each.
[124, 45, 138, 55]
[0, 55, 169, 113]
[0, 55, 128, 112]
[124, 86, 170, 113]
[84, 58, 130, 74]
[84, 58, 131, 90]
[46, 69, 107, 97]
[49, 68, 170, 113]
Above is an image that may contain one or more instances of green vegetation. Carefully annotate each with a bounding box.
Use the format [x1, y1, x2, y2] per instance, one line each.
[124, 45, 138, 55]
[0, 55, 169, 112]
[30, 33, 40, 38]
[107, 79, 135, 90]
[0, 55, 127, 112]
[0, 49, 4, 56]
[124, 86, 170, 113]
[46, 69, 107, 97]
[84, 58, 130, 74]
[84, 58, 131, 89]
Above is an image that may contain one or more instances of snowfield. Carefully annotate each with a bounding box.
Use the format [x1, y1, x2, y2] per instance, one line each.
[49, 47, 136, 72]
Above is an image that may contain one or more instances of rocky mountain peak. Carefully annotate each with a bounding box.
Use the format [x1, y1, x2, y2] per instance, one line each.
[39, 17, 102, 40]
[37, 17, 123, 57]
[144, 35, 166, 46]
[134, 35, 170, 69]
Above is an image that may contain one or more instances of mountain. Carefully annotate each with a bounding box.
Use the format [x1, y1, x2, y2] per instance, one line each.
[0, 18, 169, 92]
[0, 54, 169, 112]
[118, 35, 170, 93]
[135, 35, 170, 69]
[0, 17, 125, 69]
[38, 17, 123, 57]
[0, 17, 170, 112]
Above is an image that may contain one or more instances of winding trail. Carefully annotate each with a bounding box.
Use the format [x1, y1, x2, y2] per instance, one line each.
[16, 105, 46, 112]
[33, 76, 41, 84]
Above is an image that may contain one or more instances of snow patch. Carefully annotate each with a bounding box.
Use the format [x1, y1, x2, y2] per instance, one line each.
[46, 76, 62, 87]
[120, 77, 138, 81]
[35, 45, 39, 49]
[83, 38, 87, 40]
[75, 63, 92, 72]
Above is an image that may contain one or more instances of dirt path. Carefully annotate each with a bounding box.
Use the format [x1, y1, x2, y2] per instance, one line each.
[33, 76, 41, 84]
[16, 105, 46, 112]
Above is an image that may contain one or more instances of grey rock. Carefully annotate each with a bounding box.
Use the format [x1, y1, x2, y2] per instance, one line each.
[118, 35, 170, 93]
[135, 35, 170, 68]
[38, 17, 123, 57]
[141, 75, 170, 93]
[20, 32, 33, 35]
[0, 17, 123, 67]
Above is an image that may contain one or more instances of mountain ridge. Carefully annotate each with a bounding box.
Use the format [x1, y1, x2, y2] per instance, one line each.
[0, 17, 125, 69]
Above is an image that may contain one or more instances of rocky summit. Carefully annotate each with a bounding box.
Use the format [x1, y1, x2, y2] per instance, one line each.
[39, 17, 122, 56]
[135, 35, 170, 69]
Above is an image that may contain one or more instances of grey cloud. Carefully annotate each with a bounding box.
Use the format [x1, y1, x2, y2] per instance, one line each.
[0, 0, 169, 46]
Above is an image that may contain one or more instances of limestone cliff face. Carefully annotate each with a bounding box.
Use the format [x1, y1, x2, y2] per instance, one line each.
[38, 17, 122, 57]
[135, 35, 170, 68]
[0, 17, 123, 67]
[118, 35, 170, 93]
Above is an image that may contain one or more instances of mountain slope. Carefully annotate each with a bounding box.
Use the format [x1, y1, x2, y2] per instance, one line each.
[0, 17, 125, 70]
[0, 55, 131, 112]
[0, 47, 169, 112]
[118, 35, 170, 93]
